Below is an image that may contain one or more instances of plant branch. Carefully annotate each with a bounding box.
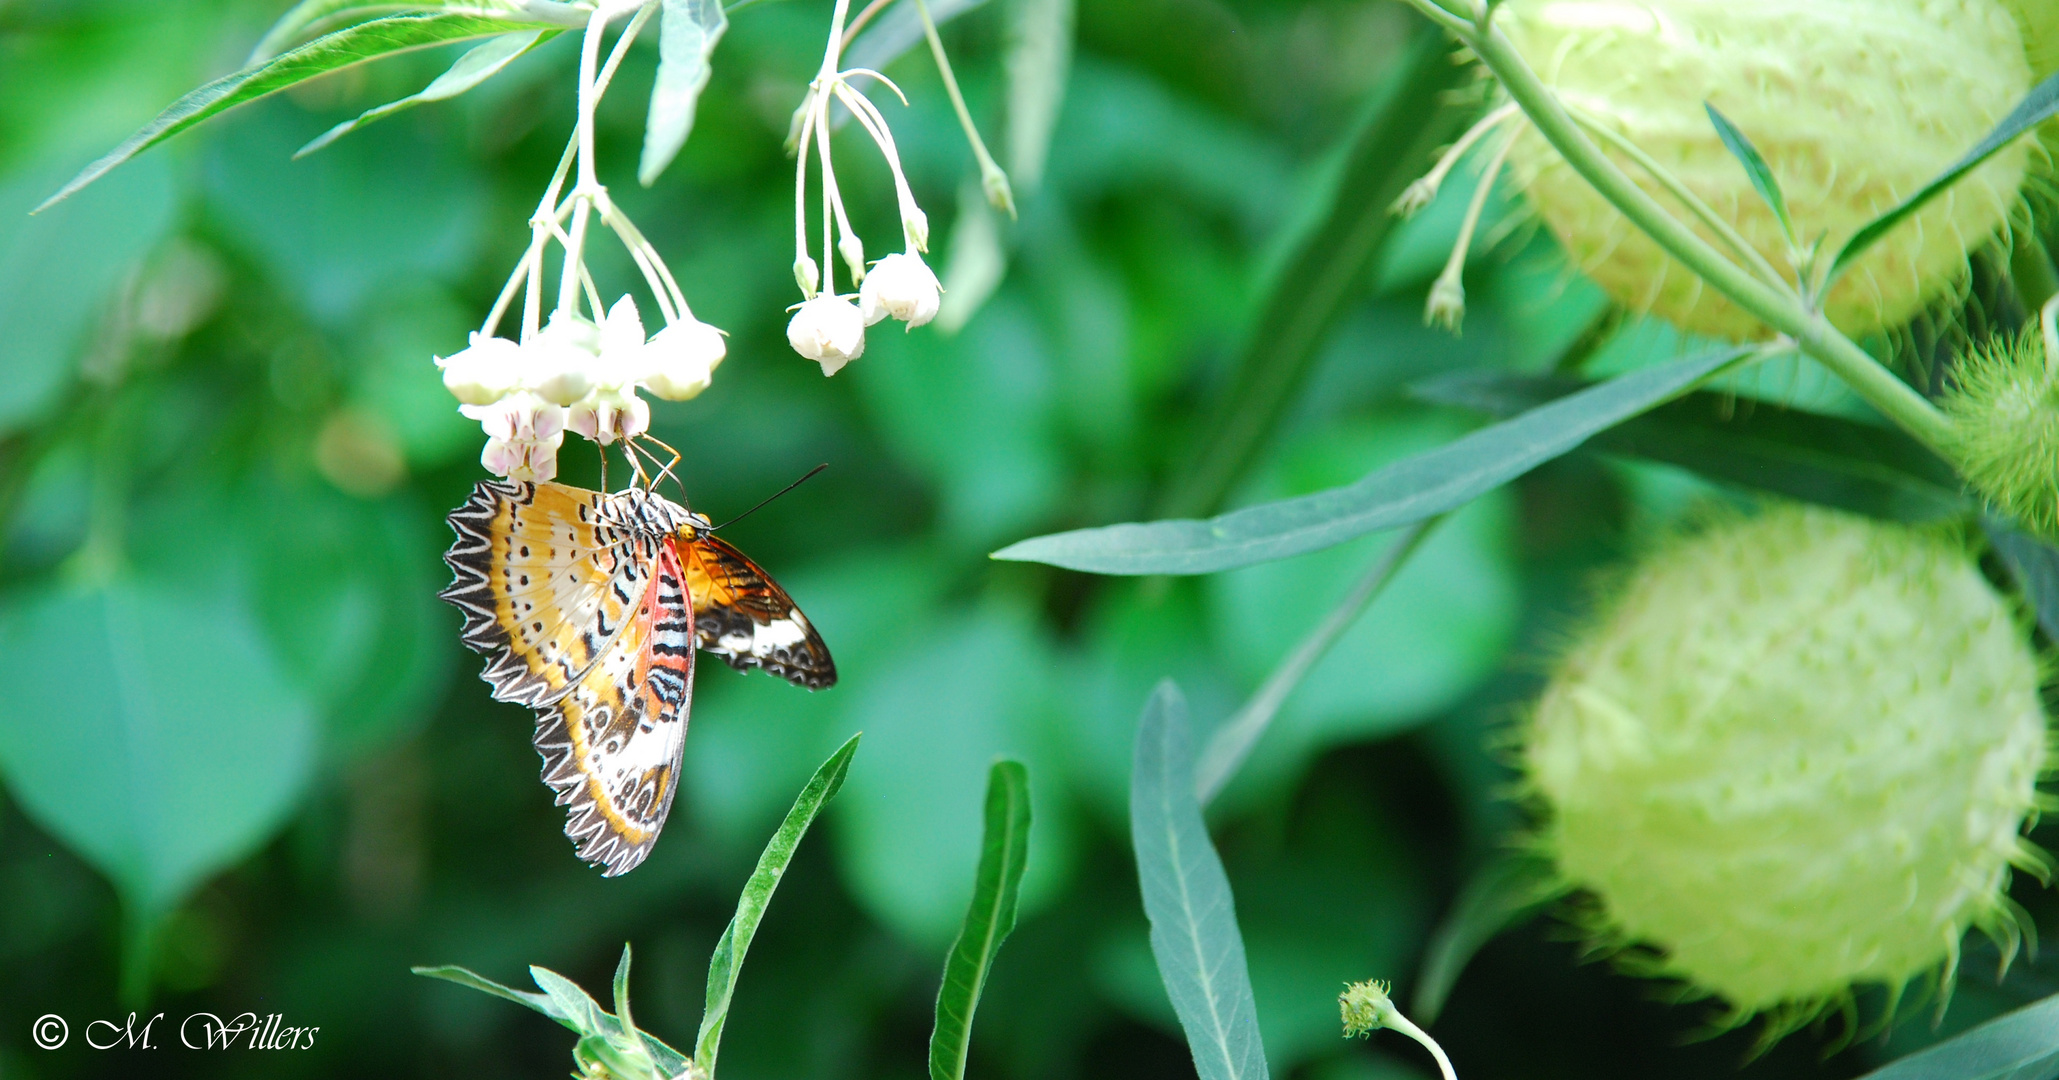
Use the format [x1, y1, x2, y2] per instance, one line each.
[911, 0, 1014, 215]
[1194, 515, 1443, 805]
[1407, 1, 1957, 452]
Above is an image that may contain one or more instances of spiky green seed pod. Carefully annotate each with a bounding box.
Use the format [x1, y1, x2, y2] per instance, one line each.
[2001, 0, 2059, 76]
[1503, 0, 2033, 341]
[1525, 506, 2048, 1024]
[1944, 329, 2059, 540]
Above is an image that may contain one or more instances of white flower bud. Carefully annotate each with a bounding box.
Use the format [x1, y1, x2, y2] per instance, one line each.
[786, 295, 867, 376]
[838, 233, 868, 284]
[642, 320, 726, 401]
[597, 295, 647, 380]
[480, 431, 564, 482]
[436, 333, 523, 406]
[858, 252, 941, 328]
[903, 207, 930, 253]
[794, 254, 821, 297]
[527, 311, 599, 406]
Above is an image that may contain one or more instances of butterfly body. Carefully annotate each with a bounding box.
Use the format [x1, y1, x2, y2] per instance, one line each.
[441, 480, 834, 875]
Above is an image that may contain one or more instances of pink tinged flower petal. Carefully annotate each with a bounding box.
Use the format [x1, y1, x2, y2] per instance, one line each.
[787, 295, 866, 375]
[643, 320, 726, 400]
[479, 432, 563, 482]
[858, 252, 941, 328]
[567, 389, 650, 446]
[437, 334, 523, 405]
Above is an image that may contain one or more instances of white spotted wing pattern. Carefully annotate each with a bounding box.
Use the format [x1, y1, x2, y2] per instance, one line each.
[442, 480, 835, 874]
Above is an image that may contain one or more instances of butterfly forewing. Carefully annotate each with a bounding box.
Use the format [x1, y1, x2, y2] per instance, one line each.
[682, 534, 837, 689]
[442, 480, 833, 875]
[441, 481, 652, 708]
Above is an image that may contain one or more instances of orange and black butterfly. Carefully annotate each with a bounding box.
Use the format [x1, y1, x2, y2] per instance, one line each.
[440, 481, 834, 875]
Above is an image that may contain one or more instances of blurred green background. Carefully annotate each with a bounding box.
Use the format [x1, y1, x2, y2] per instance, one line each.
[3, 1, 2057, 1077]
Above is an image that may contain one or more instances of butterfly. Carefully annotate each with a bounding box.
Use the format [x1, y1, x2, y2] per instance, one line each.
[440, 480, 835, 875]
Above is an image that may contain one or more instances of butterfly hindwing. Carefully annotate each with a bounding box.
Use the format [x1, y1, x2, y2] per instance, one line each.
[535, 539, 695, 876]
[681, 534, 837, 689]
[442, 481, 652, 708]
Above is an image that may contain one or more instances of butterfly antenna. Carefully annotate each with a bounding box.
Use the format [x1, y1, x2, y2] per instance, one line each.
[711, 463, 828, 532]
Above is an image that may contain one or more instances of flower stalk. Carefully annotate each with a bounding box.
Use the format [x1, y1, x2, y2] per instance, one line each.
[1397, 0, 1957, 454]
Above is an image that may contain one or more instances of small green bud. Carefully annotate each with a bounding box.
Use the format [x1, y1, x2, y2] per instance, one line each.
[1943, 324, 2059, 541]
[1339, 979, 1395, 1039]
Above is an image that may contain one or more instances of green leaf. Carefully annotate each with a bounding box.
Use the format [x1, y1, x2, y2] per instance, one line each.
[1703, 102, 1793, 247]
[1826, 67, 2059, 290]
[410, 964, 570, 1027]
[1414, 371, 1969, 523]
[845, 0, 992, 74]
[1002, 0, 1074, 191]
[0, 154, 178, 435]
[412, 958, 693, 1071]
[1131, 680, 1271, 1080]
[531, 965, 613, 1036]
[1408, 851, 1562, 1024]
[37, 11, 558, 212]
[1858, 992, 2059, 1080]
[0, 575, 318, 995]
[695, 733, 862, 1076]
[993, 347, 1751, 575]
[296, 29, 557, 158]
[1986, 518, 2059, 642]
[249, 1, 417, 61]
[929, 759, 1033, 1080]
[1159, 25, 1476, 519]
[639, 0, 729, 186]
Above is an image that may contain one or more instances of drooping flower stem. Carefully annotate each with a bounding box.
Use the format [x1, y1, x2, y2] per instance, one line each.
[1397, 0, 1957, 454]
[911, 0, 1014, 215]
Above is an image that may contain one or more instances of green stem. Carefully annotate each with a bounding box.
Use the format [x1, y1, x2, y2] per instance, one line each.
[1194, 515, 1442, 804]
[911, 0, 1015, 215]
[1420, 4, 1957, 453]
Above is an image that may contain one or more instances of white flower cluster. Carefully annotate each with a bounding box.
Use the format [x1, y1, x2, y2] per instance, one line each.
[439, 298, 723, 482]
[783, 6, 947, 377]
[436, 1, 732, 483]
[437, 0, 1009, 483]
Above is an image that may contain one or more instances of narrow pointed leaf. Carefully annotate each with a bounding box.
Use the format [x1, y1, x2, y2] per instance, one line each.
[250, 0, 583, 60]
[1409, 850, 1563, 1023]
[531, 965, 611, 1035]
[638, 0, 729, 185]
[612, 944, 635, 1037]
[929, 759, 1033, 1080]
[695, 733, 862, 1075]
[1827, 68, 2059, 288]
[994, 347, 1750, 575]
[1986, 519, 2059, 641]
[1704, 102, 1793, 245]
[1131, 681, 1269, 1080]
[411, 965, 572, 1027]
[1856, 991, 2059, 1080]
[297, 29, 555, 158]
[845, 0, 992, 75]
[1414, 371, 1968, 522]
[38, 11, 557, 212]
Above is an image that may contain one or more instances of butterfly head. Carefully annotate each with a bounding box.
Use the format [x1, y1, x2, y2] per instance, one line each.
[600, 486, 709, 541]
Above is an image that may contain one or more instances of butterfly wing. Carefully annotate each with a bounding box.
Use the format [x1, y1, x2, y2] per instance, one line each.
[441, 480, 653, 709]
[535, 539, 696, 876]
[680, 534, 837, 689]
